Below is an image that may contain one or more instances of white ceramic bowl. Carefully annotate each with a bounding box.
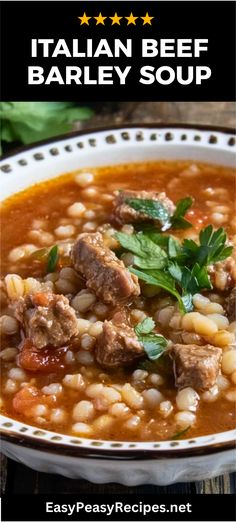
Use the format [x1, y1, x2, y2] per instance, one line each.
[1, 125, 236, 485]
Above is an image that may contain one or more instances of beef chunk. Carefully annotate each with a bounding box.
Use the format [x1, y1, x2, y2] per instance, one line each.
[225, 287, 236, 322]
[14, 292, 78, 349]
[171, 343, 222, 390]
[71, 232, 140, 305]
[96, 317, 144, 368]
[112, 190, 176, 225]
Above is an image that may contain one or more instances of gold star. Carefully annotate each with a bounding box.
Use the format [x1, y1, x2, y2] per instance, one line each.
[110, 12, 123, 25]
[125, 13, 138, 25]
[141, 12, 154, 25]
[78, 12, 91, 25]
[94, 12, 107, 25]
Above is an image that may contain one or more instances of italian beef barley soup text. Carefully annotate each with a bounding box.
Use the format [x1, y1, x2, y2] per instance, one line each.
[0, 160, 235, 441]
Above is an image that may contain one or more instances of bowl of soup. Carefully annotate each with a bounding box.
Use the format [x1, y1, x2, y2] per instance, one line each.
[0, 125, 235, 485]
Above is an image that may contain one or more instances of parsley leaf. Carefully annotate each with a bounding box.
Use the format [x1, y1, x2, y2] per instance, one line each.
[47, 245, 59, 273]
[130, 267, 193, 313]
[135, 317, 155, 335]
[134, 318, 168, 361]
[125, 197, 193, 231]
[171, 197, 193, 229]
[125, 198, 171, 229]
[183, 225, 233, 266]
[115, 232, 167, 269]
[168, 261, 212, 295]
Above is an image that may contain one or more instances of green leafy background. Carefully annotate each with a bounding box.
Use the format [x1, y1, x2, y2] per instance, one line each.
[0, 102, 93, 154]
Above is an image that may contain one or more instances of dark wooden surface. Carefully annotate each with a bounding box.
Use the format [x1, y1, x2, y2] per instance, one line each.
[1, 102, 235, 495]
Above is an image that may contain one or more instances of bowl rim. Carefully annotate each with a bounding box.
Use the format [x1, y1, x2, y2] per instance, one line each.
[1, 122, 235, 459]
[1, 427, 236, 460]
[1, 122, 235, 161]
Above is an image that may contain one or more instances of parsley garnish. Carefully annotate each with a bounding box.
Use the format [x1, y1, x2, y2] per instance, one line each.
[47, 245, 59, 273]
[116, 232, 167, 269]
[171, 197, 193, 229]
[182, 225, 233, 266]
[130, 267, 193, 313]
[134, 318, 168, 361]
[125, 197, 193, 231]
[115, 224, 232, 314]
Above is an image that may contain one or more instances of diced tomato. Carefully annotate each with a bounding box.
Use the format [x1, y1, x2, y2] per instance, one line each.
[19, 339, 67, 373]
[32, 292, 51, 307]
[12, 386, 54, 416]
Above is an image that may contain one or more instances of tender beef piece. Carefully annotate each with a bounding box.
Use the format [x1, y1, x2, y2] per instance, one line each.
[71, 232, 140, 305]
[171, 343, 222, 390]
[96, 316, 144, 368]
[225, 287, 236, 322]
[14, 292, 78, 349]
[112, 189, 176, 225]
[209, 244, 236, 291]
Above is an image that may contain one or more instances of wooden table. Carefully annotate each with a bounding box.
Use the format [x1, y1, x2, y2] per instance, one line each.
[1, 101, 235, 495]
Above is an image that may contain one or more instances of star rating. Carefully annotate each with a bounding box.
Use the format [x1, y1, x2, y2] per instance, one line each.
[77, 12, 91, 26]
[125, 13, 138, 25]
[110, 12, 123, 25]
[77, 13, 155, 26]
[141, 12, 154, 25]
[94, 12, 107, 25]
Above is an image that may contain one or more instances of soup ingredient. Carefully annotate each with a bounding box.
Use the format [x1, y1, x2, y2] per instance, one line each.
[125, 195, 193, 230]
[0, 102, 93, 154]
[14, 292, 78, 349]
[209, 245, 236, 291]
[112, 189, 176, 227]
[116, 231, 167, 269]
[47, 245, 59, 273]
[225, 287, 236, 322]
[170, 197, 193, 229]
[12, 385, 55, 416]
[19, 340, 68, 373]
[71, 232, 140, 305]
[96, 319, 143, 368]
[130, 267, 191, 313]
[118, 225, 232, 313]
[182, 226, 232, 268]
[134, 317, 168, 361]
[171, 343, 222, 390]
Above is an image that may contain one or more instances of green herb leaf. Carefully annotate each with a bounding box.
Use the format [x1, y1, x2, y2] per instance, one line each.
[130, 267, 191, 313]
[0, 102, 93, 153]
[168, 261, 212, 295]
[142, 230, 170, 248]
[171, 197, 193, 229]
[171, 426, 190, 440]
[138, 333, 168, 360]
[115, 232, 167, 269]
[183, 225, 233, 267]
[126, 197, 193, 231]
[168, 237, 182, 258]
[47, 245, 59, 273]
[168, 261, 183, 283]
[134, 318, 168, 361]
[125, 198, 171, 228]
[181, 293, 193, 312]
[135, 317, 155, 335]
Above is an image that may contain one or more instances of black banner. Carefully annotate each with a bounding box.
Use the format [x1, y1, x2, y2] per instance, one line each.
[1, 1, 235, 101]
[1, 493, 236, 521]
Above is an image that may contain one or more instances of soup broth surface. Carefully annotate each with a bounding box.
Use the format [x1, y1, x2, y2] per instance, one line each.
[0, 161, 235, 441]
